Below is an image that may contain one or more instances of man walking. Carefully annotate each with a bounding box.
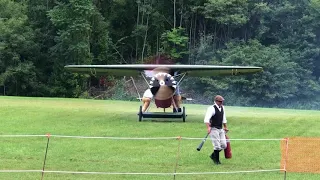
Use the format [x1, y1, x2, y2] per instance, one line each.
[204, 95, 229, 165]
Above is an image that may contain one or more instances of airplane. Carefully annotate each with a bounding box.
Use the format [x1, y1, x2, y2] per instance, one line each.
[65, 64, 263, 122]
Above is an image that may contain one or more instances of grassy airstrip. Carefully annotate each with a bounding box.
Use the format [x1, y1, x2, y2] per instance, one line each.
[1, 96, 320, 180]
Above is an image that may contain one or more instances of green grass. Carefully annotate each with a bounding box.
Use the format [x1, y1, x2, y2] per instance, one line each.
[1, 96, 320, 180]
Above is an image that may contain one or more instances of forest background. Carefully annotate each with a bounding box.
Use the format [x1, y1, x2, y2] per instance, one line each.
[0, 0, 320, 109]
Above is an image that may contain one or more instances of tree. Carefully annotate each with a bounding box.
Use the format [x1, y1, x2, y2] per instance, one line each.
[48, 0, 95, 65]
[47, 0, 103, 96]
[0, 0, 41, 96]
[195, 40, 302, 107]
[160, 27, 189, 60]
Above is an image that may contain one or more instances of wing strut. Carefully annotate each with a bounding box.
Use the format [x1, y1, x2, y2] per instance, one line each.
[172, 72, 187, 112]
[130, 77, 141, 101]
[172, 72, 187, 97]
[140, 72, 151, 88]
[175, 73, 186, 88]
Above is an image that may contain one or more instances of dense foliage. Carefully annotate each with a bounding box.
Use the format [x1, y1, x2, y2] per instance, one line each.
[0, 0, 319, 109]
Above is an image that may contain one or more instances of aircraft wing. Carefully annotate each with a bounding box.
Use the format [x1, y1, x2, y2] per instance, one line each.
[64, 64, 262, 77]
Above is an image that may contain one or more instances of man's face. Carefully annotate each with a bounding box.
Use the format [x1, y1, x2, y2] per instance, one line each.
[215, 100, 223, 107]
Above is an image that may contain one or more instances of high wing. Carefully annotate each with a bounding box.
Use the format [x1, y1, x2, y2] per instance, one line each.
[64, 64, 262, 77]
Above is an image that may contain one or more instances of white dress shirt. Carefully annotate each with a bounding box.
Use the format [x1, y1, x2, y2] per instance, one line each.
[204, 103, 227, 124]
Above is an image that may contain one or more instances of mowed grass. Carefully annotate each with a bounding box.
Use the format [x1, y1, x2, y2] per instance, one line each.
[1, 96, 320, 180]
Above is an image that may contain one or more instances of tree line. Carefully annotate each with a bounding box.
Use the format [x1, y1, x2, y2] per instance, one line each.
[0, 0, 319, 109]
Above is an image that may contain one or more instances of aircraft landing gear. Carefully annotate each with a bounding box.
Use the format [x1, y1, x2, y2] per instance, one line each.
[138, 105, 143, 122]
[182, 106, 186, 122]
[138, 105, 186, 122]
[173, 107, 182, 113]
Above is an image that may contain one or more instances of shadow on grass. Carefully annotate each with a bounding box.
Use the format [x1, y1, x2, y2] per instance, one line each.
[143, 119, 186, 123]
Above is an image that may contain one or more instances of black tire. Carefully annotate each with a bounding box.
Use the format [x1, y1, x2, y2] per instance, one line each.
[138, 105, 143, 122]
[182, 106, 186, 122]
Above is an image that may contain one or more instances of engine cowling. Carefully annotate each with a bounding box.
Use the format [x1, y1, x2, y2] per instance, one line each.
[149, 72, 176, 100]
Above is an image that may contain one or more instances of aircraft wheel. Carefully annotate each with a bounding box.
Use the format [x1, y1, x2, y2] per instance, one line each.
[182, 106, 186, 122]
[138, 105, 143, 122]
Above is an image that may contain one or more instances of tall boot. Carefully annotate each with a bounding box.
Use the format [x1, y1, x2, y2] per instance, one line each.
[210, 152, 215, 161]
[214, 150, 221, 164]
[209, 151, 218, 165]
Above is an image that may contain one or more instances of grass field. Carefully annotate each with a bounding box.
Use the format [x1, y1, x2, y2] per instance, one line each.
[1, 96, 320, 180]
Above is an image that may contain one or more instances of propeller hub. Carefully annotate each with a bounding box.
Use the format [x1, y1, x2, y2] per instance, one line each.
[149, 72, 177, 100]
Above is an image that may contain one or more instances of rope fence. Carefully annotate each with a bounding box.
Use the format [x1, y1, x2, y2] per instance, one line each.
[0, 169, 284, 175]
[2, 134, 316, 179]
[0, 134, 284, 140]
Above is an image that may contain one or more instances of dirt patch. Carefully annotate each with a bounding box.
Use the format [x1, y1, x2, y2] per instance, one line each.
[281, 137, 320, 173]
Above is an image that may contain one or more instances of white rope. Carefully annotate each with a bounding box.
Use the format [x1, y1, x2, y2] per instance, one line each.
[0, 135, 47, 138]
[0, 134, 285, 141]
[175, 169, 284, 175]
[0, 170, 42, 173]
[0, 134, 180, 140]
[44, 171, 171, 175]
[51, 135, 179, 140]
[228, 138, 284, 141]
[0, 169, 284, 175]
[182, 137, 284, 141]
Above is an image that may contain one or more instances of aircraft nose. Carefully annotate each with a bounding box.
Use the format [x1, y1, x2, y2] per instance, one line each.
[149, 72, 177, 99]
[159, 80, 165, 86]
[150, 72, 176, 87]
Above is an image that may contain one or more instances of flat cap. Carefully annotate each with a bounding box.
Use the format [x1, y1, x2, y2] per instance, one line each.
[214, 95, 225, 102]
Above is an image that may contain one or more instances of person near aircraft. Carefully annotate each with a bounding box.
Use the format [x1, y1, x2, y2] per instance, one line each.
[204, 95, 229, 165]
[141, 89, 153, 112]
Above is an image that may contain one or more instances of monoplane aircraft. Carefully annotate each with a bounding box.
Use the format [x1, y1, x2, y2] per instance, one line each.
[65, 64, 262, 122]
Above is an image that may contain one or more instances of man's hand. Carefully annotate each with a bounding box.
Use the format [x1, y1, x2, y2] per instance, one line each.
[207, 127, 211, 134]
[224, 128, 229, 133]
[206, 123, 211, 134]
